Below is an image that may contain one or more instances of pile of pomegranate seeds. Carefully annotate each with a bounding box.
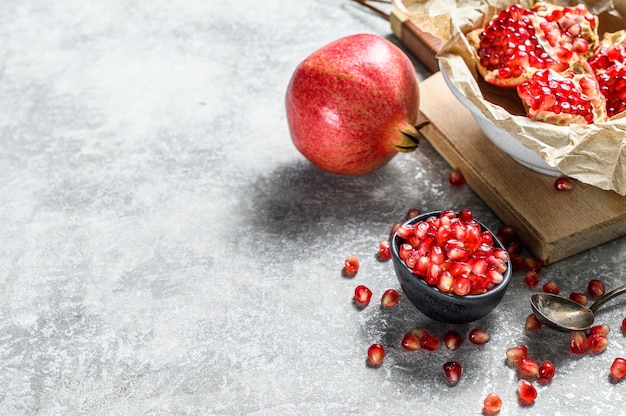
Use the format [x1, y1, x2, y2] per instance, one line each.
[395, 209, 509, 296]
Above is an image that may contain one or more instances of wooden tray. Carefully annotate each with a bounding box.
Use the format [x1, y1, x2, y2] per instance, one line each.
[417, 72, 626, 264]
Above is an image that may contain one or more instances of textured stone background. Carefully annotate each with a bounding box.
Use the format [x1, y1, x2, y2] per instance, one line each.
[1, 1, 625, 414]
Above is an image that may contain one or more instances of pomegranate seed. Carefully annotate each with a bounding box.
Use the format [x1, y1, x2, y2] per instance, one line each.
[554, 176, 574, 191]
[405, 208, 421, 220]
[523, 271, 540, 288]
[354, 285, 372, 307]
[542, 280, 560, 295]
[622, 317, 626, 333]
[496, 224, 517, 245]
[443, 361, 462, 385]
[421, 333, 441, 351]
[378, 240, 391, 261]
[380, 289, 399, 307]
[367, 344, 385, 367]
[524, 257, 543, 273]
[458, 208, 473, 223]
[468, 328, 490, 345]
[525, 314, 542, 331]
[568, 292, 588, 306]
[506, 345, 528, 366]
[411, 327, 430, 340]
[448, 169, 465, 186]
[570, 330, 589, 354]
[453, 276, 471, 296]
[510, 253, 524, 271]
[518, 356, 539, 379]
[401, 332, 421, 351]
[587, 279, 605, 298]
[590, 324, 610, 336]
[588, 333, 609, 353]
[506, 240, 522, 255]
[610, 358, 626, 381]
[343, 255, 359, 277]
[483, 392, 502, 415]
[538, 360, 556, 384]
[517, 379, 537, 405]
[389, 221, 402, 239]
[443, 330, 463, 351]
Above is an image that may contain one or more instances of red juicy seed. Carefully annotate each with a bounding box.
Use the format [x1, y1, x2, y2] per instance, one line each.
[487, 270, 504, 285]
[538, 360, 556, 384]
[518, 356, 539, 379]
[405, 208, 421, 220]
[378, 240, 391, 261]
[570, 330, 589, 354]
[622, 317, 626, 334]
[458, 208, 474, 223]
[447, 246, 470, 262]
[483, 392, 503, 415]
[401, 332, 421, 351]
[475, 243, 493, 258]
[506, 345, 529, 366]
[344, 256, 359, 277]
[568, 292, 588, 306]
[399, 243, 413, 262]
[468, 328, 490, 345]
[437, 271, 454, 293]
[429, 245, 445, 265]
[367, 344, 385, 367]
[517, 379, 537, 405]
[497, 224, 517, 245]
[381, 289, 399, 307]
[523, 271, 540, 288]
[588, 334, 609, 353]
[443, 361, 463, 385]
[448, 169, 465, 186]
[449, 262, 471, 279]
[453, 276, 471, 296]
[524, 257, 543, 273]
[590, 324, 610, 336]
[411, 327, 430, 340]
[421, 333, 441, 351]
[587, 279, 605, 298]
[480, 230, 494, 246]
[354, 285, 372, 307]
[506, 240, 522, 255]
[396, 224, 416, 240]
[525, 314, 542, 331]
[444, 330, 463, 351]
[510, 253, 524, 271]
[542, 280, 560, 295]
[554, 176, 574, 191]
[610, 357, 626, 381]
[470, 258, 488, 276]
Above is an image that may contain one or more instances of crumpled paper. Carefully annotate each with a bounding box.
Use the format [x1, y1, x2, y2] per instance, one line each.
[393, 0, 626, 195]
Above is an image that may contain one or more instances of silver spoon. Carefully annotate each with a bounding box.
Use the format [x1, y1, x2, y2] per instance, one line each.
[530, 285, 626, 332]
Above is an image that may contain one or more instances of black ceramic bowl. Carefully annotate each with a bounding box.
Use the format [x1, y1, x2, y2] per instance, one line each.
[391, 211, 512, 324]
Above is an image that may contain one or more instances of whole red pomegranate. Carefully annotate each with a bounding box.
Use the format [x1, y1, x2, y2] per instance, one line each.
[285, 33, 420, 175]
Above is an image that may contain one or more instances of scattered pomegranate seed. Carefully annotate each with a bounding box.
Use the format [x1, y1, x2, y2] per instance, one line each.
[622, 317, 626, 333]
[554, 176, 574, 191]
[367, 344, 385, 367]
[518, 356, 539, 379]
[483, 392, 502, 415]
[506, 345, 528, 366]
[468, 328, 490, 345]
[588, 333, 609, 353]
[378, 240, 391, 261]
[523, 271, 540, 288]
[590, 324, 610, 336]
[411, 327, 430, 339]
[587, 279, 605, 298]
[443, 361, 463, 385]
[380, 289, 399, 307]
[570, 330, 589, 354]
[510, 253, 524, 271]
[405, 208, 421, 220]
[523, 257, 543, 273]
[448, 169, 465, 186]
[401, 332, 421, 351]
[496, 224, 517, 245]
[525, 314, 542, 331]
[354, 285, 372, 307]
[568, 292, 588, 306]
[610, 357, 626, 381]
[542, 280, 560, 295]
[443, 330, 463, 351]
[506, 240, 522, 255]
[517, 379, 537, 406]
[421, 333, 441, 351]
[344, 255, 359, 277]
[538, 360, 556, 384]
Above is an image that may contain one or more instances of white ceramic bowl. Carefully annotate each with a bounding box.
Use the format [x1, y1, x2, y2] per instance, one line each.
[439, 62, 562, 177]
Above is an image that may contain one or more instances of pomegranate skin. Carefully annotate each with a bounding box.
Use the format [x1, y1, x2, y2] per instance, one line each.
[285, 33, 420, 175]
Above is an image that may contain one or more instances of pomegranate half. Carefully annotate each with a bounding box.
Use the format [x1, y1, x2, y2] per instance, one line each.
[285, 33, 420, 175]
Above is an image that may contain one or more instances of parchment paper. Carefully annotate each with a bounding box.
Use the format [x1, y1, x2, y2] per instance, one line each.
[394, 0, 626, 195]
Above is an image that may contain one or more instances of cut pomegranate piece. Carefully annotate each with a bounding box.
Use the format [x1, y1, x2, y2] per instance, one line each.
[483, 392, 502, 415]
[525, 314, 542, 331]
[401, 332, 421, 352]
[587, 279, 605, 298]
[542, 280, 560, 295]
[554, 176, 574, 191]
[443, 361, 462, 385]
[568, 292, 588, 306]
[367, 343, 385, 367]
[538, 360, 556, 384]
[518, 356, 540, 379]
[380, 289, 399, 307]
[569, 330, 589, 354]
[378, 240, 391, 261]
[588, 333, 608, 353]
[344, 255, 359, 277]
[448, 169, 465, 186]
[517, 379, 537, 405]
[443, 330, 463, 351]
[506, 344, 529, 366]
[610, 357, 626, 381]
[354, 285, 372, 307]
[468, 328, 490, 345]
[523, 271, 540, 288]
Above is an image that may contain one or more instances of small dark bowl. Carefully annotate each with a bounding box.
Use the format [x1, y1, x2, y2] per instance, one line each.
[391, 211, 512, 324]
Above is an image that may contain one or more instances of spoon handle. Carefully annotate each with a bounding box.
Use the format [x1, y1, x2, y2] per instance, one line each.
[589, 285, 626, 313]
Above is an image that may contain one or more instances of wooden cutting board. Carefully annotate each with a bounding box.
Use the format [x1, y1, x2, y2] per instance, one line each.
[417, 72, 626, 264]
